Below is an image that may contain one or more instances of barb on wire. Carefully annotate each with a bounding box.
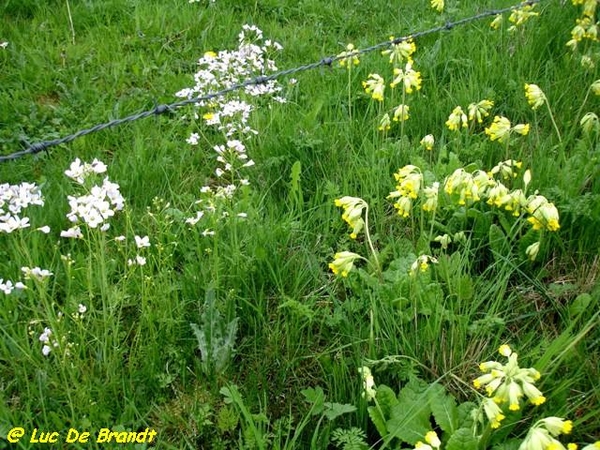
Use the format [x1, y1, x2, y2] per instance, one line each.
[0, 0, 538, 163]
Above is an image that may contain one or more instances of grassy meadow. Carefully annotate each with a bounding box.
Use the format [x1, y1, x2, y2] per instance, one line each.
[1, 0, 599, 448]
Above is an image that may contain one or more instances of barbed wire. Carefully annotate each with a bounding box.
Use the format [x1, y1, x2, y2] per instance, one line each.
[0, 0, 538, 163]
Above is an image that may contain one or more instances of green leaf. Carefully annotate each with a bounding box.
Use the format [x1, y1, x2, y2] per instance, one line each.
[427, 383, 459, 434]
[386, 379, 432, 444]
[368, 384, 398, 438]
[301, 386, 325, 415]
[445, 427, 478, 450]
[323, 402, 357, 420]
[456, 402, 477, 428]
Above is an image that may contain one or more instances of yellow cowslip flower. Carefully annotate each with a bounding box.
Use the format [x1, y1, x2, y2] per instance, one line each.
[446, 106, 468, 131]
[329, 251, 361, 277]
[525, 84, 547, 110]
[521, 378, 546, 405]
[410, 254, 438, 276]
[519, 427, 556, 450]
[204, 51, 217, 58]
[390, 63, 422, 93]
[508, 4, 539, 28]
[513, 123, 530, 136]
[482, 398, 506, 429]
[420, 134, 434, 150]
[582, 442, 600, 450]
[414, 442, 433, 450]
[422, 182, 439, 213]
[393, 104, 410, 122]
[425, 431, 441, 449]
[581, 0, 598, 18]
[489, 159, 523, 180]
[499, 344, 512, 357]
[590, 80, 600, 95]
[581, 112, 599, 134]
[378, 113, 391, 131]
[393, 195, 413, 218]
[430, 0, 444, 13]
[338, 43, 360, 68]
[382, 37, 416, 65]
[485, 116, 512, 143]
[526, 195, 560, 231]
[334, 196, 368, 238]
[391, 165, 422, 198]
[490, 14, 503, 30]
[362, 74, 385, 102]
[526, 242, 540, 261]
[541, 417, 573, 437]
[468, 99, 494, 123]
[358, 366, 376, 401]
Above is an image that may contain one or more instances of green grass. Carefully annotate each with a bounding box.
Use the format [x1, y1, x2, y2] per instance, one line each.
[1, 0, 599, 448]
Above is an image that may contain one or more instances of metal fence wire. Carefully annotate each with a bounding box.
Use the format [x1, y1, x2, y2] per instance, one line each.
[0, 0, 538, 163]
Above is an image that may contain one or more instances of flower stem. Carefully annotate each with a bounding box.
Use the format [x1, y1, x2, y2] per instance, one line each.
[545, 99, 562, 143]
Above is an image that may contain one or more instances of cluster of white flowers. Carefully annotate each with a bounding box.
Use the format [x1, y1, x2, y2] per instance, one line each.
[62, 159, 125, 237]
[21, 266, 53, 281]
[0, 278, 26, 294]
[178, 25, 285, 229]
[39, 327, 58, 356]
[0, 182, 45, 233]
[0, 41, 8, 49]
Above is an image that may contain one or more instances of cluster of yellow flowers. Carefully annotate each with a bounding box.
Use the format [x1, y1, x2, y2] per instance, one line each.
[337, 43, 360, 68]
[358, 37, 421, 131]
[490, 4, 539, 31]
[474, 345, 545, 416]
[446, 100, 494, 131]
[388, 159, 559, 232]
[567, 0, 599, 68]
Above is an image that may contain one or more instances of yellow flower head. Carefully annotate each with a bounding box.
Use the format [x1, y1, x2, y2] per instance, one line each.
[378, 113, 391, 132]
[446, 106, 468, 131]
[362, 74, 385, 102]
[410, 254, 438, 276]
[422, 182, 440, 213]
[468, 99, 494, 123]
[420, 134, 435, 150]
[541, 417, 573, 437]
[334, 196, 368, 238]
[390, 62, 422, 93]
[482, 398, 506, 429]
[526, 242, 540, 262]
[430, 0, 444, 13]
[338, 43, 360, 68]
[358, 366, 376, 401]
[526, 195, 560, 231]
[393, 104, 410, 122]
[390, 165, 422, 199]
[490, 14, 503, 30]
[508, 4, 539, 29]
[485, 116, 512, 143]
[382, 37, 416, 65]
[525, 84, 547, 110]
[329, 251, 361, 277]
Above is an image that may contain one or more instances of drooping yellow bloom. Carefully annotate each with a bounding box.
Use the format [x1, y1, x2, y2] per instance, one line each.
[390, 63, 422, 93]
[391, 165, 422, 198]
[362, 74, 385, 102]
[489, 159, 523, 180]
[430, 0, 444, 13]
[482, 398, 506, 429]
[446, 106, 468, 131]
[393, 104, 410, 122]
[591, 80, 600, 96]
[334, 196, 368, 238]
[485, 116, 512, 143]
[382, 37, 416, 65]
[420, 134, 435, 150]
[508, 4, 539, 29]
[525, 84, 547, 110]
[490, 14, 503, 30]
[468, 99, 494, 123]
[526, 195, 560, 231]
[434, 233, 451, 250]
[338, 43, 360, 68]
[329, 251, 361, 277]
[410, 255, 438, 276]
[581, 442, 600, 450]
[378, 113, 391, 131]
[422, 182, 440, 212]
